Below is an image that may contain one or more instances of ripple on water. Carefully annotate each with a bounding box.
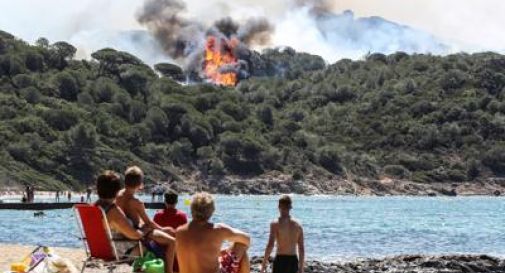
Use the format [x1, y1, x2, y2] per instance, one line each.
[1, 195, 505, 259]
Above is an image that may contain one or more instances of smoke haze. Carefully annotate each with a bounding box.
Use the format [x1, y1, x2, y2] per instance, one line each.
[1, 0, 504, 65]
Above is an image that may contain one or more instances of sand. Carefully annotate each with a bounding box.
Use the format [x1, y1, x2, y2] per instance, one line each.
[0, 244, 131, 272]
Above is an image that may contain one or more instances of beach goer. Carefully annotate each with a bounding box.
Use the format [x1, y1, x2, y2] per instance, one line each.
[154, 190, 188, 233]
[260, 195, 305, 273]
[55, 191, 60, 202]
[94, 171, 175, 273]
[86, 187, 92, 203]
[29, 186, 34, 202]
[67, 191, 71, 202]
[117, 166, 163, 230]
[25, 185, 30, 202]
[154, 190, 188, 272]
[116, 166, 177, 261]
[176, 192, 251, 273]
[80, 195, 85, 203]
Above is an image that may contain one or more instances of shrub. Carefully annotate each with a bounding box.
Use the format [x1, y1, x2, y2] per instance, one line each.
[383, 165, 411, 179]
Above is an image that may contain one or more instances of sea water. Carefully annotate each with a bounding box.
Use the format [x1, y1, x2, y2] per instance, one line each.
[0, 195, 504, 260]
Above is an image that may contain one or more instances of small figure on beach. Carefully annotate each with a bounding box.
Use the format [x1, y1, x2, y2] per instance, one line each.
[86, 187, 92, 203]
[25, 185, 34, 203]
[95, 170, 175, 273]
[154, 189, 188, 272]
[55, 190, 60, 203]
[80, 195, 84, 203]
[67, 191, 72, 202]
[176, 192, 251, 273]
[261, 195, 305, 273]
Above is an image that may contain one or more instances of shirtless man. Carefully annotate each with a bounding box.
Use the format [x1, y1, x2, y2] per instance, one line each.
[176, 192, 251, 273]
[260, 195, 304, 273]
[116, 166, 175, 272]
[95, 170, 175, 273]
[116, 166, 161, 230]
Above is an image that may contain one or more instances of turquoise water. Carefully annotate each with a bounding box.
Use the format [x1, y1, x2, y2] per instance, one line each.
[1, 195, 505, 260]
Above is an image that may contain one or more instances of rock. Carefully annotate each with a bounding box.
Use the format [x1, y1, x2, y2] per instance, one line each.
[247, 255, 505, 273]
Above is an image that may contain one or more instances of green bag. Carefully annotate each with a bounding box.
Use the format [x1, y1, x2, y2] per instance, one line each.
[132, 251, 164, 273]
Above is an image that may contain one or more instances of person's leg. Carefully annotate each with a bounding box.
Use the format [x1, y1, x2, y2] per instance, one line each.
[149, 229, 175, 273]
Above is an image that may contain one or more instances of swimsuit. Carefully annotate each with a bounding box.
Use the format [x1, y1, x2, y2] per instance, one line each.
[219, 250, 240, 273]
[273, 255, 298, 273]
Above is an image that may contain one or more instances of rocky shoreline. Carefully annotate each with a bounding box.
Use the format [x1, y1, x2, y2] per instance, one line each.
[166, 172, 505, 196]
[250, 255, 505, 273]
[3, 172, 505, 196]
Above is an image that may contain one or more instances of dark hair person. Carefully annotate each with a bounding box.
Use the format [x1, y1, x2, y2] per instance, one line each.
[95, 170, 176, 273]
[153, 189, 188, 272]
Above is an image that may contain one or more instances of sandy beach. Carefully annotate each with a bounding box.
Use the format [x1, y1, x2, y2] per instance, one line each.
[0, 244, 131, 272]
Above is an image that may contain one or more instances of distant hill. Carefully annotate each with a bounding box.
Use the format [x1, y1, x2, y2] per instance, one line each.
[1, 29, 505, 191]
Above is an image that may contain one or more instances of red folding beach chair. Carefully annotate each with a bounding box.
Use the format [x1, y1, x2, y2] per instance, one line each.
[74, 204, 143, 273]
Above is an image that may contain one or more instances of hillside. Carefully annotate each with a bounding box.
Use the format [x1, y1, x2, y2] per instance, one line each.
[2, 29, 505, 192]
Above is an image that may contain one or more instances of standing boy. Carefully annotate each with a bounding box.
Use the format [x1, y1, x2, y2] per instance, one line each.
[260, 195, 305, 273]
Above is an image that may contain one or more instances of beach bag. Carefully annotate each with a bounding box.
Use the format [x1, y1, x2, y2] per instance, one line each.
[132, 251, 164, 273]
[9, 246, 50, 273]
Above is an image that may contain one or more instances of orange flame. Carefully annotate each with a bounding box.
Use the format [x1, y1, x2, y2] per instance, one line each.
[204, 36, 239, 86]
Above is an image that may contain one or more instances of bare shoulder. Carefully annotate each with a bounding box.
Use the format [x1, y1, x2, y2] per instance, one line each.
[107, 205, 125, 221]
[215, 222, 233, 231]
[270, 220, 279, 228]
[131, 197, 144, 206]
[291, 218, 303, 229]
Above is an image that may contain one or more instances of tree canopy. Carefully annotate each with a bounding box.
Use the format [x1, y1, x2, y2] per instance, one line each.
[1, 30, 505, 190]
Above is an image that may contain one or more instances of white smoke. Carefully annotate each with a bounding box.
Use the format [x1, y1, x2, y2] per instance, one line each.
[1, 0, 505, 65]
[272, 7, 447, 62]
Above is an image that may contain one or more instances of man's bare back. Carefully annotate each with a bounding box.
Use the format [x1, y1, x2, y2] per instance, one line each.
[176, 222, 231, 273]
[177, 192, 250, 273]
[272, 217, 302, 255]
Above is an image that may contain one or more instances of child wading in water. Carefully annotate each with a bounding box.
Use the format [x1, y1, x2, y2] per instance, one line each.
[261, 195, 305, 273]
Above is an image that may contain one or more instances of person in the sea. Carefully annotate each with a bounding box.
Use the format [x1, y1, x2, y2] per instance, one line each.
[260, 195, 305, 273]
[176, 192, 251, 273]
[95, 170, 175, 273]
[154, 189, 188, 272]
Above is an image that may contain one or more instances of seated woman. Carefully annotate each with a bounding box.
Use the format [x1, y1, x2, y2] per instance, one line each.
[95, 170, 175, 273]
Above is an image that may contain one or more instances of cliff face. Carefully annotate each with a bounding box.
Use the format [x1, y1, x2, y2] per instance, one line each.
[2, 29, 505, 191]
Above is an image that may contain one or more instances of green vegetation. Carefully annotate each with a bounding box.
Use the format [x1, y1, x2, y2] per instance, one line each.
[1, 29, 505, 190]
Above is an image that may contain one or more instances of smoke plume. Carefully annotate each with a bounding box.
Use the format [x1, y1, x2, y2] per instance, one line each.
[136, 0, 274, 73]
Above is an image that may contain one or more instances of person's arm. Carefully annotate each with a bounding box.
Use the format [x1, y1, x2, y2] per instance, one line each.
[218, 223, 251, 247]
[260, 222, 276, 273]
[108, 207, 143, 240]
[297, 225, 305, 273]
[135, 200, 163, 229]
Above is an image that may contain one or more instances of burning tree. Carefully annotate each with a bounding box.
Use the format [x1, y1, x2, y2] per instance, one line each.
[203, 36, 240, 86]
